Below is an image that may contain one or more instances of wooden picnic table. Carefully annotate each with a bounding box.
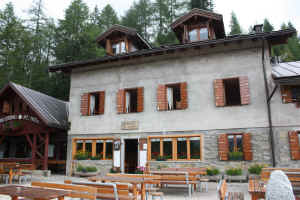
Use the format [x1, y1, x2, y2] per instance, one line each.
[248, 179, 266, 200]
[89, 175, 153, 200]
[0, 185, 70, 200]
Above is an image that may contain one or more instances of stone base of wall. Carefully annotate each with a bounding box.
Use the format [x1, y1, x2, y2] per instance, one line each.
[72, 160, 113, 176]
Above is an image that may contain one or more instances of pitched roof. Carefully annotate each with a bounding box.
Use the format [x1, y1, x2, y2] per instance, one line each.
[96, 24, 151, 49]
[0, 82, 69, 130]
[272, 61, 300, 79]
[49, 29, 296, 73]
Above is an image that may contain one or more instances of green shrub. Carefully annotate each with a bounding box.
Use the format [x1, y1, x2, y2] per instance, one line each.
[207, 168, 220, 176]
[226, 167, 242, 176]
[77, 165, 97, 173]
[156, 155, 167, 161]
[74, 151, 89, 160]
[248, 164, 265, 175]
[90, 154, 102, 160]
[228, 152, 243, 161]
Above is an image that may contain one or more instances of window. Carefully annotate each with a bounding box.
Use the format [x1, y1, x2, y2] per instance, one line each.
[228, 134, 243, 153]
[298, 133, 300, 147]
[125, 89, 138, 113]
[73, 138, 114, 160]
[189, 29, 198, 42]
[291, 86, 300, 101]
[166, 84, 181, 110]
[188, 27, 209, 42]
[223, 78, 241, 106]
[148, 135, 202, 161]
[87, 91, 105, 116]
[199, 28, 208, 41]
[112, 41, 126, 55]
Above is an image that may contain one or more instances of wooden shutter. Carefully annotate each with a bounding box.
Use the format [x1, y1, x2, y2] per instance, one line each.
[99, 91, 105, 114]
[179, 82, 188, 109]
[157, 84, 167, 111]
[288, 131, 300, 160]
[218, 134, 229, 161]
[137, 87, 144, 112]
[243, 133, 253, 161]
[80, 93, 89, 116]
[2, 101, 10, 114]
[239, 76, 250, 105]
[117, 89, 125, 114]
[281, 86, 293, 103]
[214, 79, 225, 107]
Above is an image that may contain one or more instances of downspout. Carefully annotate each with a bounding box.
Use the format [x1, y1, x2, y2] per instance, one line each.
[261, 37, 276, 167]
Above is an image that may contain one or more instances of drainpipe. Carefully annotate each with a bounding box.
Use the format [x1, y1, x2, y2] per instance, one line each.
[261, 37, 276, 167]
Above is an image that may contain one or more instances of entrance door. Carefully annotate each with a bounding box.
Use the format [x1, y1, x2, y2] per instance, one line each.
[124, 139, 138, 173]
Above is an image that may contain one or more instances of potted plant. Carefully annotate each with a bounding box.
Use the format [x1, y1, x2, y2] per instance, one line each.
[228, 151, 244, 161]
[248, 164, 267, 179]
[110, 167, 121, 173]
[156, 155, 167, 161]
[178, 152, 187, 159]
[90, 154, 103, 160]
[202, 167, 222, 182]
[74, 164, 99, 177]
[224, 166, 247, 182]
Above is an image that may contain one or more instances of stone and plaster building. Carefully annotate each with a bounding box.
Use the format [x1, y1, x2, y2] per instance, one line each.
[48, 9, 299, 175]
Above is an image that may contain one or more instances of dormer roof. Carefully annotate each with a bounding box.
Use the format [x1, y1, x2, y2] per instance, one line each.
[171, 8, 226, 43]
[96, 24, 151, 50]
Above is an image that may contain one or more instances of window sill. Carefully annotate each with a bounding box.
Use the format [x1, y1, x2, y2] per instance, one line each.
[149, 160, 202, 162]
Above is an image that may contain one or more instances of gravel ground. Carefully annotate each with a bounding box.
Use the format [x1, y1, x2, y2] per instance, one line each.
[0, 175, 252, 200]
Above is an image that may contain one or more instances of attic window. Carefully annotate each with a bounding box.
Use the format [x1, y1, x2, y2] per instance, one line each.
[188, 27, 209, 42]
[291, 86, 300, 101]
[89, 93, 100, 115]
[112, 41, 126, 55]
[224, 78, 241, 106]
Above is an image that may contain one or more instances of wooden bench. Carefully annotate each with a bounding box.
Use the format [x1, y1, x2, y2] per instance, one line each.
[261, 168, 300, 183]
[218, 179, 244, 200]
[31, 181, 97, 200]
[65, 180, 136, 200]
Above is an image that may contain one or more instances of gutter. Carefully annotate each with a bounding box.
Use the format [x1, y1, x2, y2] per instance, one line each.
[261, 37, 276, 167]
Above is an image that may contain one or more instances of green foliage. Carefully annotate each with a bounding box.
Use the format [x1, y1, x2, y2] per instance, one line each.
[98, 5, 119, 30]
[156, 155, 167, 161]
[190, 0, 214, 11]
[228, 151, 243, 161]
[229, 12, 242, 35]
[90, 154, 103, 160]
[206, 167, 220, 176]
[263, 19, 274, 32]
[77, 164, 97, 173]
[226, 167, 242, 176]
[248, 164, 266, 175]
[74, 151, 90, 160]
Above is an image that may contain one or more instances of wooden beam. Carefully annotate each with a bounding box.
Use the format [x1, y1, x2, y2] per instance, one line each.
[37, 133, 45, 142]
[43, 132, 49, 170]
[25, 134, 33, 148]
[32, 134, 37, 168]
[92, 140, 96, 157]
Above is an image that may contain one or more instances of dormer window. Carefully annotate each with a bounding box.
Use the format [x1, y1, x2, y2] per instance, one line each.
[112, 41, 126, 55]
[188, 27, 209, 42]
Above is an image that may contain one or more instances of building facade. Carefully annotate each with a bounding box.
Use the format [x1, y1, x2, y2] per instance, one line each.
[49, 9, 299, 174]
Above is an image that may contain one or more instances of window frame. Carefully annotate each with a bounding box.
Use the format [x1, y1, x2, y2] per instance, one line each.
[188, 25, 209, 42]
[223, 77, 242, 106]
[166, 83, 181, 111]
[112, 40, 126, 55]
[147, 134, 202, 161]
[87, 91, 104, 116]
[72, 137, 114, 160]
[124, 88, 138, 113]
[227, 133, 243, 153]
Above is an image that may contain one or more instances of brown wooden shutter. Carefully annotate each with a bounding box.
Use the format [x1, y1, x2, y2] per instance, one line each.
[80, 93, 89, 116]
[239, 76, 250, 105]
[2, 101, 10, 114]
[288, 131, 300, 160]
[218, 134, 229, 161]
[214, 79, 225, 107]
[117, 89, 125, 114]
[157, 84, 167, 111]
[243, 133, 253, 161]
[179, 82, 188, 110]
[106, 39, 113, 55]
[281, 86, 293, 103]
[99, 91, 105, 114]
[137, 87, 144, 112]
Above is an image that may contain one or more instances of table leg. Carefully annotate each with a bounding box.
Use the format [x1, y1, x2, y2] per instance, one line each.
[9, 169, 13, 184]
[12, 196, 18, 200]
[141, 183, 146, 200]
[58, 197, 64, 200]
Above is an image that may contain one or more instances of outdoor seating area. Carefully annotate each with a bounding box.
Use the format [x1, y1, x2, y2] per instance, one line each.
[0, 167, 300, 199]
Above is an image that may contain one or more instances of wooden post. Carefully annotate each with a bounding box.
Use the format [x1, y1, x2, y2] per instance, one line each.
[32, 134, 37, 169]
[43, 132, 49, 170]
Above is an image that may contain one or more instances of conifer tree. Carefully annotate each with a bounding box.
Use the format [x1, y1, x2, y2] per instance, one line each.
[190, 0, 214, 11]
[229, 12, 242, 35]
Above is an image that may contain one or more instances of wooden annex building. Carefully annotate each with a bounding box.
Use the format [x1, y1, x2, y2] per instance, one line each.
[0, 82, 68, 172]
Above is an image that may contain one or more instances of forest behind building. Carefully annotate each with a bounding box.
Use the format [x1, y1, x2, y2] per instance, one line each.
[0, 0, 299, 100]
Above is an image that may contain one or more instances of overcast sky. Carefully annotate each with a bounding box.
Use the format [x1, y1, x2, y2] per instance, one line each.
[0, 0, 299, 34]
